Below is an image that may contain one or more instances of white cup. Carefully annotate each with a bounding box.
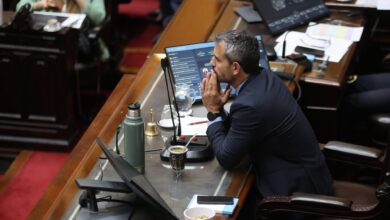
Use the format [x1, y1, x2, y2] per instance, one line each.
[183, 207, 215, 220]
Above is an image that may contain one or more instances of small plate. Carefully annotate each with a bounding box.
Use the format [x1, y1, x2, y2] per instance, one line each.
[335, 0, 353, 3]
[158, 119, 178, 129]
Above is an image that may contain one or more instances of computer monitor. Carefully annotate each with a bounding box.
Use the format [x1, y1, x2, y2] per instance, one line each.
[164, 35, 269, 102]
[96, 138, 178, 220]
[253, 0, 329, 35]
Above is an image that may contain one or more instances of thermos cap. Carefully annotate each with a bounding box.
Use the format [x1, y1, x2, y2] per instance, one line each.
[128, 102, 140, 110]
[127, 102, 141, 117]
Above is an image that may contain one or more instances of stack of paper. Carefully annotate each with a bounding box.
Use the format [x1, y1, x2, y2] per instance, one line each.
[187, 194, 239, 215]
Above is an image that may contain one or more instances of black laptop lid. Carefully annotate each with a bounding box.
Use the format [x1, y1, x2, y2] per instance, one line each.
[253, 0, 329, 35]
[96, 138, 178, 220]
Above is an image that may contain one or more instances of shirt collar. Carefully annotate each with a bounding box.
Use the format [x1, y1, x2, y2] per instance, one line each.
[235, 79, 247, 96]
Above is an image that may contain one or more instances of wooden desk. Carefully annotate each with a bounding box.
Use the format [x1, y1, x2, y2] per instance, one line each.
[28, 0, 357, 218]
[28, 1, 239, 219]
[210, 0, 364, 142]
[0, 12, 80, 150]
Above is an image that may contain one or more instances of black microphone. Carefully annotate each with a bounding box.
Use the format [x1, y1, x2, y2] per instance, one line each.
[282, 31, 289, 59]
[160, 57, 182, 145]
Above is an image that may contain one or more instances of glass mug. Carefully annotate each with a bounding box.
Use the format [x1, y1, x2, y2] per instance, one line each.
[174, 84, 195, 116]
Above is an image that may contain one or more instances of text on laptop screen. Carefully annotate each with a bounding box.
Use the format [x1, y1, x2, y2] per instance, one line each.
[253, 0, 329, 35]
[165, 36, 269, 102]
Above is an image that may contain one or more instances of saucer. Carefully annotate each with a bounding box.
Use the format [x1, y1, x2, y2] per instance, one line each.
[335, 0, 353, 3]
[158, 119, 178, 129]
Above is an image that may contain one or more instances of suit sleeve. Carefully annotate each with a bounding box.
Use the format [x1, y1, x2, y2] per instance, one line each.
[207, 103, 265, 170]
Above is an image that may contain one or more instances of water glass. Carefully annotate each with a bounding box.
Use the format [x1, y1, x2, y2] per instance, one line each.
[158, 104, 178, 129]
[175, 84, 195, 116]
[168, 145, 188, 178]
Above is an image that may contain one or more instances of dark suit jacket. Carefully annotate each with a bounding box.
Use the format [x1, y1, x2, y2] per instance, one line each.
[207, 69, 333, 197]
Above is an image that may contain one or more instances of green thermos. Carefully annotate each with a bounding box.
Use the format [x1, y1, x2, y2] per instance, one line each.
[124, 102, 145, 173]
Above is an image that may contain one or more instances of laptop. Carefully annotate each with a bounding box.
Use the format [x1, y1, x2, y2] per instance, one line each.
[96, 138, 178, 220]
[164, 35, 270, 102]
[252, 0, 329, 35]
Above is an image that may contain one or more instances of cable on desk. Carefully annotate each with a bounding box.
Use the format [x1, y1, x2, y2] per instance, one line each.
[115, 124, 122, 155]
[98, 156, 107, 181]
[145, 149, 162, 153]
[95, 195, 135, 206]
[293, 79, 302, 102]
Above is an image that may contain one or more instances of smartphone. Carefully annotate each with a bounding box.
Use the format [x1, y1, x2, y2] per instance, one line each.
[294, 45, 325, 57]
[197, 195, 234, 205]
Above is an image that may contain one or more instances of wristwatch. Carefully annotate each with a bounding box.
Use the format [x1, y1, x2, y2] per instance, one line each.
[207, 112, 222, 121]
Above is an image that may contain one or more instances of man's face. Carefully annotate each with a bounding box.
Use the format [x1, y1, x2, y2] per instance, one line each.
[210, 41, 234, 83]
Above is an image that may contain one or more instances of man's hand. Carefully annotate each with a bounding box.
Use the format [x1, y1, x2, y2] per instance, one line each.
[201, 70, 231, 113]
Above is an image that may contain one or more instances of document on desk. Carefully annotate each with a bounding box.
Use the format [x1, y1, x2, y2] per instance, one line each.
[33, 12, 86, 29]
[306, 22, 364, 42]
[357, 0, 390, 10]
[377, 0, 390, 10]
[274, 31, 352, 63]
[187, 194, 239, 215]
[356, 0, 377, 8]
[180, 116, 208, 136]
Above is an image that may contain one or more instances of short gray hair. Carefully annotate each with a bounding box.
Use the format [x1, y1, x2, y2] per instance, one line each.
[214, 30, 260, 74]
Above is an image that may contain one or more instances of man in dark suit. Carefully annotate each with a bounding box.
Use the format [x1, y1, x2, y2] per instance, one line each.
[201, 30, 333, 219]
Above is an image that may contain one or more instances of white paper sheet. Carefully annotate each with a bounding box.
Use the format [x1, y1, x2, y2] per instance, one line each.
[180, 116, 208, 136]
[33, 11, 86, 29]
[306, 22, 364, 42]
[356, 0, 377, 8]
[377, 0, 390, 10]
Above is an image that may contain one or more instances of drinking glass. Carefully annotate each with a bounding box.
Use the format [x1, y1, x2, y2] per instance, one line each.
[158, 104, 178, 129]
[168, 145, 188, 179]
[174, 84, 195, 116]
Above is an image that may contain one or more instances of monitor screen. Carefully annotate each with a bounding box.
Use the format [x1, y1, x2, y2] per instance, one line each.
[165, 35, 269, 102]
[253, 0, 329, 35]
[96, 138, 178, 220]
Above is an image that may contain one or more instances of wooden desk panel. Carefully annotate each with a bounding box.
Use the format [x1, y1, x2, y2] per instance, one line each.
[152, 0, 229, 53]
[0, 23, 80, 150]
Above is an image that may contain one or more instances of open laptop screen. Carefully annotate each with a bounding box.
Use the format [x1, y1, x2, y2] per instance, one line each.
[253, 0, 329, 35]
[96, 138, 178, 220]
[164, 35, 269, 102]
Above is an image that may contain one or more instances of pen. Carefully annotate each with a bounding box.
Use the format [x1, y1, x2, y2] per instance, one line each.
[189, 120, 208, 125]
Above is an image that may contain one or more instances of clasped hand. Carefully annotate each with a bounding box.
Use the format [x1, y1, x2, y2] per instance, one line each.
[201, 69, 231, 113]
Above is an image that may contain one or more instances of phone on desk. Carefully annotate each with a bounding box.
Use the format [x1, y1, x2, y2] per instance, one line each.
[294, 45, 325, 57]
[197, 195, 234, 205]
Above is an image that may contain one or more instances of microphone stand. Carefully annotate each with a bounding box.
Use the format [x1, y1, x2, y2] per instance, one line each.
[160, 58, 213, 162]
[160, 57, 181, 144]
